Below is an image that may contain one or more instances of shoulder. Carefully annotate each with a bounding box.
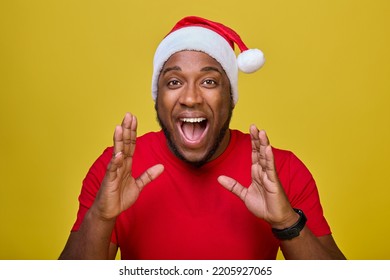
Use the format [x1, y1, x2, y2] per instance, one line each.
[86, 146, 113, 176]
[84, 131, 164, 176]
[272, 147, 313, 182]
[230, 130, 305, 169]
[132, 131, 166, 158]
[135, 130, 165, 147]
[229, 130, 307, 171]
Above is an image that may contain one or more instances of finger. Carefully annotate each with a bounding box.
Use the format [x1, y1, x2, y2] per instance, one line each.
[105, 152, 124, 183]
[250, 125, 261, 164]
[112, 125, 124, 158]
[135, 164, 164, 191]
[263, 144, 279, 183]
[258, 129, 270, 147]
[122, 113, 137, 158]
[258, 129, 270, 169]
[256, 130, 278, 184]
[218, 175, 248, 202]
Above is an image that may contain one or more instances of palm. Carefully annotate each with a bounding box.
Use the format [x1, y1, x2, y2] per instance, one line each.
[218, 125, 292, 225]
[95, 113, 164, 220]
[242, 157, 281, 221]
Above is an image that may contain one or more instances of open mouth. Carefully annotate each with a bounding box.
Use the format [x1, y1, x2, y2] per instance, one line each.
[179, 117, 208, 143]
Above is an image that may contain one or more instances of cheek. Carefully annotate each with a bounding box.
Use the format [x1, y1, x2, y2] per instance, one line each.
[157, 89, 180, 107]
[156, 94, 176, 122]
[211, 95, 233, 119]
[218, 107, 232, 124]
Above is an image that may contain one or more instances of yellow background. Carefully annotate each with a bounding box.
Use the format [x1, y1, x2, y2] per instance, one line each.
[1, 0, 389, 259]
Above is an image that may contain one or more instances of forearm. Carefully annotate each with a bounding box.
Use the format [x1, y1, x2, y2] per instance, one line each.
[280, 227, 346, 260]
[59, 208, 116, 260]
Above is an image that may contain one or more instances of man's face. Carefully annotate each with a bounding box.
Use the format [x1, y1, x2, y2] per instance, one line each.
[156, 50, 234, 167]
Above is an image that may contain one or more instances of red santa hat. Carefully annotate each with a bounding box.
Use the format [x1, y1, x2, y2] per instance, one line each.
[152, 16, 265, 104]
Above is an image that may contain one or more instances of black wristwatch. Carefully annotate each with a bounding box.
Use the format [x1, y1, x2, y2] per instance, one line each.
[272, 208, 307, 240]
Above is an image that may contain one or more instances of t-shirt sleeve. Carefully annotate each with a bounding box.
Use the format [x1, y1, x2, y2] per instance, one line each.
[275, 149, 331, 237]
[71, 147, 113, 233]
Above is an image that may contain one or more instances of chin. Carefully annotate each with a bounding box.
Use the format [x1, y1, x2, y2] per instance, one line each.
[161, 124, 229, 168]
[178, 150, 214, 168]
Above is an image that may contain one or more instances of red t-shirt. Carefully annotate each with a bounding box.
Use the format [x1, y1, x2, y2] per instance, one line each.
[72, 130, 331, 259]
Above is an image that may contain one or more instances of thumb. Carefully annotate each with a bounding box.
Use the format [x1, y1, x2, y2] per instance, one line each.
[135, 164, 164, 191]
[218, 175, 248, 201]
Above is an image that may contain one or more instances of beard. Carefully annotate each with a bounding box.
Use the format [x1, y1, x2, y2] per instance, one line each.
[155, 101, 233, 168]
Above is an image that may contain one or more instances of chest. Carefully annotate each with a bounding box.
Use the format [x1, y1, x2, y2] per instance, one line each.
[115, 165, 279, 259]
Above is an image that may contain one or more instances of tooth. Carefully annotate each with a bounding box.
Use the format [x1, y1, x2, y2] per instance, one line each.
[181, 118, 206, 123]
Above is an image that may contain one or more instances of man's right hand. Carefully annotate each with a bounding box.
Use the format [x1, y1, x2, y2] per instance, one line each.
[91, 112, 164, 221]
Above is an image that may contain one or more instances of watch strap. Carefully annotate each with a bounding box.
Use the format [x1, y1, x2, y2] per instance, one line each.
[272, 208, 307, 240]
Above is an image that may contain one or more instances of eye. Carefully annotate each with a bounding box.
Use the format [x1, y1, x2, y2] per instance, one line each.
[202, 79, 217, 87]
[167, 79, 182, 88]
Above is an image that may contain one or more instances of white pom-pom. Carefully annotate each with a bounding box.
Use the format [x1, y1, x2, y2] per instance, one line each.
[237, 49, 265, 73]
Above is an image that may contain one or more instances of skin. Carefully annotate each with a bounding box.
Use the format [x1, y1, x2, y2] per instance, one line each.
[155, 51, 233, 167]
[59, 51, 345, 260]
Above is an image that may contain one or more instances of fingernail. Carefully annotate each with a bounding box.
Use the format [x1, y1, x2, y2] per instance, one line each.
[114, 151, 123, 158]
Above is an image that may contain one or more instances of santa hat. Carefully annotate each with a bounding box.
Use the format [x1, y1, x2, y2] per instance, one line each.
[152, 16, 265, 104]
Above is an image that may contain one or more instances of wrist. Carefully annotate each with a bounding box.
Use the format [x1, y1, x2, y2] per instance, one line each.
[271, 209, 307, 240]
[270, 209, 300, 230]
[88, 204, 118, 224]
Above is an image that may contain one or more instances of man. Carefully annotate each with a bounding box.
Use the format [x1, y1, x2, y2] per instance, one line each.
[59, 16, 345, 260]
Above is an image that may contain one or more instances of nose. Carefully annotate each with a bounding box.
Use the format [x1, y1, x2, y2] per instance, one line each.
[178, 83, 203, 107]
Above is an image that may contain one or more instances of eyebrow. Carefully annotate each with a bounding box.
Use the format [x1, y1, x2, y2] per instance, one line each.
[200, 66, 223, 74]
[162, 66, 223, 76]
[162, 66, 181, 75]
